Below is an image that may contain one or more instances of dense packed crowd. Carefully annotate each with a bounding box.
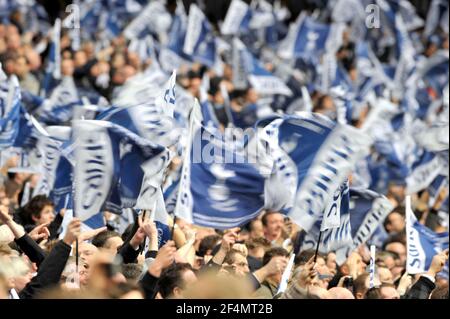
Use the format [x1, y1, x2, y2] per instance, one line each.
[0, 0, 448, 300]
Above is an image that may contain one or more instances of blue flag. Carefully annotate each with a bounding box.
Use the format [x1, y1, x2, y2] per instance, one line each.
[174, 100, 266, 229]
[233, 38, 292, 96]
[221, 0, 252, 36]
[278, 14, 332, 61]
[182, 4, 216, 67]
[73, 120, 171, 221]
[259, 113, 372, 232]
[335, 188, 394, 264]
[41, 18, 61, 97]
[406, 197, 449, 276]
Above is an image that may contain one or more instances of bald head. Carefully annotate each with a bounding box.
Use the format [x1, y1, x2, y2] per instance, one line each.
[309, 286, 332, 299]
[328, 287, 355, 299]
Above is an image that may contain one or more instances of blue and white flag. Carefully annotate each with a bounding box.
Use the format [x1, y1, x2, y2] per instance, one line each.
[59, 208, 105, 240]
[335, 188, 394, 264]
[159, 2, 189, 72]
[412, 120, 449, 152]
[73, 120, 171, 221]
[38, 76, 80, 124]
[406, 196, 449, 275]
[427, 175, 448, 208]
[278, 14, 332, 60]
[123, 0, 172, 41]
[233, 38, 292, 96]
[183, 4, 216, 67]
[296, 181, 352, 255]
[33, 126, 72, 197]
[49, 142, 74, 213]
[41, 18, 61, 97]
[174, 100, 266, 229]
[424, 0, 449, 38]
[138, 188, 171, 249]
[406, 150, 447, 194]
[0, 76, 22, 149]
[98, 72, 179, 147]
[221, 0, 251, 36]
[320, 181, 350, 231]
[260, 113, 372, 232]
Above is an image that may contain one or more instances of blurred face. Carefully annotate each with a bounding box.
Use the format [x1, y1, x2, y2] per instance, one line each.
[25, 49, 41, 71]
[232, 253, 250, 276]
[7, 33, 21, 50]
[174, 269, 197, 298]
[14, 57, 29, 77]
[326, 252, 337, 275]
[264, 213, 284, 241]
[348, 252, 367, 276]
[245, 88, 258, 104]
[380, 286, 400, 299]
[377, 267, 393, 284]
[33, 205, 55, 225]
[385, 242, 406, 265]
[104, 236, 124, 255]
[379, 255, 395, 270]
[74, 51, 87, 67]
[61, 59, 75, 76]
[13, 271, 33, 292]
[79, 243, 98, 265]
[79, 263, 90, 287]
[250, 220, 264, 239]
[386, 212, 405, 233]
[387, 185, 405, 206]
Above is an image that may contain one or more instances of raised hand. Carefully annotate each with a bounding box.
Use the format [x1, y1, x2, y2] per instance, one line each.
[148, 240, 177, 277]
[63, 218, 82, 246]
[28, 222, 51, 241]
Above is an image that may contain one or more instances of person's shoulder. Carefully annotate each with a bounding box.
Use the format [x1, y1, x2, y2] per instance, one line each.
[253, 282, 273, 299]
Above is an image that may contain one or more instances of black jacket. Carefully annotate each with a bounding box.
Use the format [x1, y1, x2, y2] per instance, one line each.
[19, 240, 72, 299]
[403, 276, 436, 299]
[14, 234, 47, 267]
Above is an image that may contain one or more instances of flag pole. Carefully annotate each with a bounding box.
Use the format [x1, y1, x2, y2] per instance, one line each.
[70, 192, 79, 287]
[313, 231, 323, 263]
[171, 215, 177, 240]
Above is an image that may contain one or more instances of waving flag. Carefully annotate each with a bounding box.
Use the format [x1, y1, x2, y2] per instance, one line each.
[98, 72, 179, 147]
[183, 4, 216, 67]
[159, 2, 189, 72]
[37, 76, 80, 124]
[335, 188, 394, 264]
[233, 38, 292, 96]
[412, 120, 449, 152]
[260, 113, 372, 232]
[41, 18, 61, 97]
[73, 120, 171, 221]
[59, 206, 106, 240]
[123, 0, 172, 40]
[296, 181, 352, 255]
[33, 126, 72, 197]
[406, 150, 447, 194]
[49, 141, 74, 213]
[221, 0, 252, 35]
[427, 175, 448, 208]
[0, 76, 22, 149]
[406, 196, 449, 275]
[424, 0, 449, 38]
[278, 14, 332, 60]
[174, 100, 266, 229]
